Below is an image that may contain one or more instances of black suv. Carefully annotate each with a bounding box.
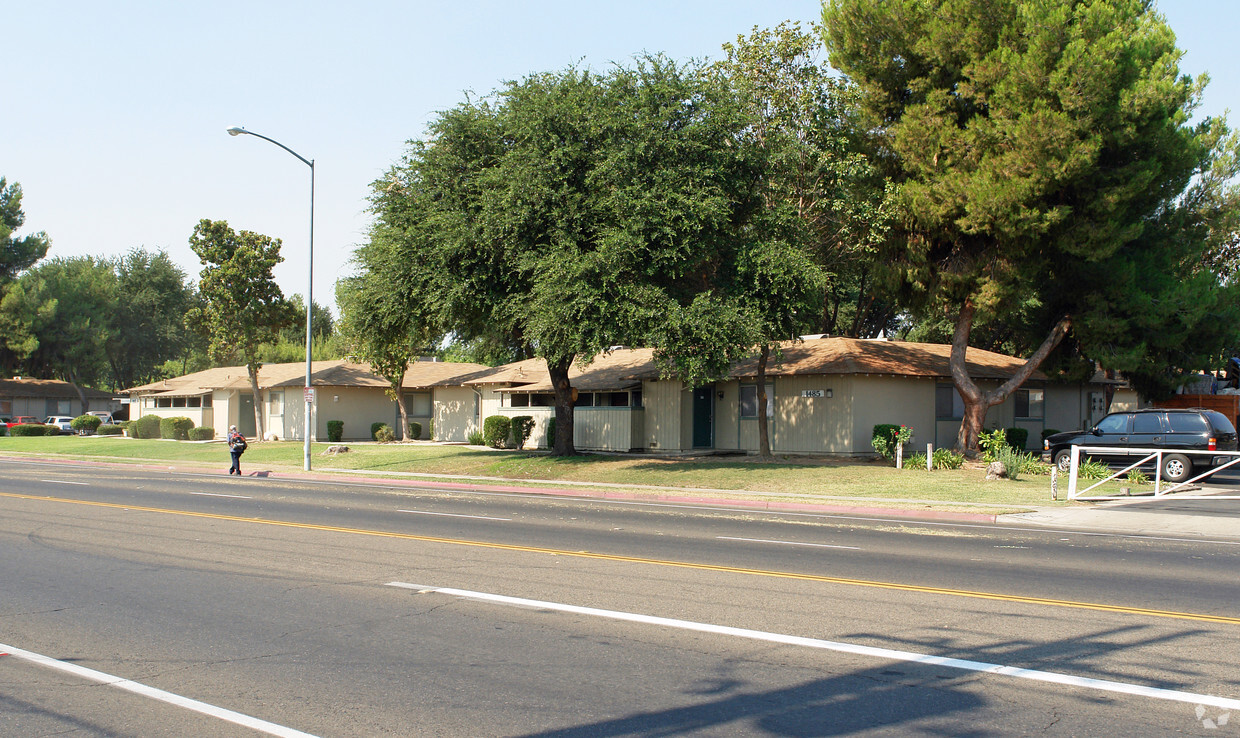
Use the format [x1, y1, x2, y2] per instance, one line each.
[1043, 408, 1238, 483]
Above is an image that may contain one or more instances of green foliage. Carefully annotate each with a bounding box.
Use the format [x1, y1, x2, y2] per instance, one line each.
[374, 424, 396, 443]
[822, 0, 1240, 447]
[1004, 428, 1029, 452]
[408, 422, 422, 440]
[327, 420, 344, 443]
[133, 415, 161, 439]
[932, 448, 965, 470]
[1077, 458, 1113, 480]
[370, 422, 388, 441]
[546, 418, 556, 448]
[483, 415, 511, 449]
[978, 429, 1010, 462]
[467, 430, 485, 446]
[905, 452, 928, 471]
[71, 414, 102, 432]
[9, 423, 49, 436]
[871, 424, 909, 459]
[511, 416, 535, 449]
[0, 425, 6, 436]
[0, 177, 50, 285]
[1126, 468, 1150, 485]
[188, 427, 214, 441]
[159, 416, 194, 440]
[96, 424, 123, 435]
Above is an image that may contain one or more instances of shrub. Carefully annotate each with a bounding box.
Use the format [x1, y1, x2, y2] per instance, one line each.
[1127, 468, 1150, 485]
[467, 429, 485, 446]
[327, 420, 344, 442]
[188, 427, 214, 441]
[1077, 458, 1111, 480]
[133, 415, 162, 439]
[483, 415, 511, 448]
[1004, 427, 1029, 452]
[0, 425, 6, 436]
[96, 424, 124, 435]
[408, 421, 422, 440]
[905, 452, 929, 470]
[992, 445, 1024, 481]
[978, 428, 1009, 462]
[374, 424, 396, 442]
[71, 414, 103, 433]
[428, 420, 434, 441]
[932, 448, 965, 470]
[160, 416, 195, 440]
[547, 418, 556, 448]
[511, 415, 534, 449]
[10, 424, 50, 436]
[871, 424, 901, 458]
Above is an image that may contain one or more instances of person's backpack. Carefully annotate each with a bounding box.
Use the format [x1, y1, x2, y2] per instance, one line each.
[232, 433, 248, 452]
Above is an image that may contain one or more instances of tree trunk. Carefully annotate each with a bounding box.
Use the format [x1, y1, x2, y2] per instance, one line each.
[548, 356, 576, 456]
[247, 363, 266, 441]
[951, 300, 1072, 453]
[387, 369, 409, 440]
[756, 344, 772, 459]
[66, 374, 89, 413]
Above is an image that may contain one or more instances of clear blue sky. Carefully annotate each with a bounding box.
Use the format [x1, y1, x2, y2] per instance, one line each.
[5, 1, 1235, 317]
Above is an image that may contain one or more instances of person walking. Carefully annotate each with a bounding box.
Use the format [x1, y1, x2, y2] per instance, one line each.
[227, 425, 247, 475]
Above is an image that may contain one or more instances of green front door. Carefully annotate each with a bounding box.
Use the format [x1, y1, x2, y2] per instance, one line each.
[238, 393, 256, 437]
[692, 385, 714, 448]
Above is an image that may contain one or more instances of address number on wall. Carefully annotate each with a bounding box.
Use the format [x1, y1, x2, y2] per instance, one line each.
[801, 389, 827, 398]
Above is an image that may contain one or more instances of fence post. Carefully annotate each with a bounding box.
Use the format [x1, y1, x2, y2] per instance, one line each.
[896, 441, 903, 469]
[927, 443, 933, 471]
[1050, 465, 1058, 500]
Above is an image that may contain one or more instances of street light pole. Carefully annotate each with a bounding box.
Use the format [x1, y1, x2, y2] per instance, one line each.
[227, 126, 315, 471]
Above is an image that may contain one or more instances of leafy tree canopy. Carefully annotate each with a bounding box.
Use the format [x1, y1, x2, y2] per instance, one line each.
[0, 178, 51, 285]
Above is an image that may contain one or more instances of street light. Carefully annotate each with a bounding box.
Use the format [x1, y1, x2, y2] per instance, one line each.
[227, 126, 315, 471]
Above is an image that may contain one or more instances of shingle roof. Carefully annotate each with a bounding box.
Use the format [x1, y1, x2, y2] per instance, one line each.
[0, 377, 115, 399]
[124, 360, 493, 394]
[728, 337, 1050, 381]
[456, 350, 661, 392]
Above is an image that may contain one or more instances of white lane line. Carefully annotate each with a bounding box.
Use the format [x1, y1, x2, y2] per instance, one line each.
[397, 509, 511, 521]
[717, 536, 860, 550]
[191, 492, 252, 499]
[386, 582, 1240, 712]
[40, 479, 88, 485]
[0, 642, 319, 738]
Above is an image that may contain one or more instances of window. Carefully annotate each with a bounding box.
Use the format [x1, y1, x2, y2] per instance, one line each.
[405, 391, 431, 416]
[0, 399, 11, 415]
[1167, 413, 1208, 433]
[574, 392, 593, 407]
[1131, 412, 1163, 433]
[739, 384, 774, 418]
[1015, 389, 1044, 419]
[509, 394, 529, 408]
[156, 397, 173, 408]
[606, 391, 630, 407]
[269, 391, 284, 415]
[935, 384, 964, 419]
[172, 397, 187, 408]
[1095, 413, 1130, 434]
[202, 395, 212, 408]
[530, 394, 554, 407]
[631, 390, 643, 408]
[187, 397, 202, 408]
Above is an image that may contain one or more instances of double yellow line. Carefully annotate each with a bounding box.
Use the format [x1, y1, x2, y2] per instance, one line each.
[5, 490, 1238, 626]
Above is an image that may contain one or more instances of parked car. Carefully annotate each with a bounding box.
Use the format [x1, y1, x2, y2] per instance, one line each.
[7, 415, 40, 427]
[86, 410, 114, 425]
[43, 416, 75, 434]
[1043, 407, 1238, 483]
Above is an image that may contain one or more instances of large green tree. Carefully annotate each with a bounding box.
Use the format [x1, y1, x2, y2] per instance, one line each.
[336, 227, 442, 440]
[823, 0, 1240, 451]
[185, 219, 296, 439]
[0, 178, 50, 286]
[107, 248, 197, 390]
[371, 56, 774, 455]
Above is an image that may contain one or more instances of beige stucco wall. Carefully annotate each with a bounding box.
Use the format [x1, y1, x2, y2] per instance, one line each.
[314, 386, 399, 441]
[435, 386, 480, 442]
[770, 375, 852, 454]
[641, 380, 685, 451]
[849, 375, 936, 455]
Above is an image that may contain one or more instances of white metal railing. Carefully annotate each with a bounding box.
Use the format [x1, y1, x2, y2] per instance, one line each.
[1067, 445, 1240, 500]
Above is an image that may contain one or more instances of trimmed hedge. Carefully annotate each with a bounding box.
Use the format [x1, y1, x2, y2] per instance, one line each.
[327, 420, 344, 442]
[10, 424, 53, 436]
[71, 414, 103, 433]
[408, 421, 422, 440]
[511, 415, 534, 449]
[483, 415, 511, 448]
[1004, 427, 1029, 452]
[159, 416, 195, 440]
[370, 422, 390, 441]
[188, 427, 214, 441]
[133, 415, 161, 439]
[546, 418, 556, 449]
[97, 424, 124, 435]
[374, 424, 396, 442]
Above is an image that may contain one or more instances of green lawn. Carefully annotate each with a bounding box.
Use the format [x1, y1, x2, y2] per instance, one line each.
[0, 435, 1114, 513]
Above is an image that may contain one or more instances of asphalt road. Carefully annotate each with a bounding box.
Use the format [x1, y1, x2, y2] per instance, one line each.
[2, 459, 1238, 736]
